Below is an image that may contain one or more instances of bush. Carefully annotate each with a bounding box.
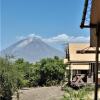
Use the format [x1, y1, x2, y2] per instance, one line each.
[62, 85, 94, 100]
[0, 57, 30, 99]
[0, 56, 66, 99]
[35, 57, 66, 86]
[0, 57, 19, 100]
[14, 57, 66, 87]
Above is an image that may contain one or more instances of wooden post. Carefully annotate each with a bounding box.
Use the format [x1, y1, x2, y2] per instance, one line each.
[94, 23, 100, 100]
[68, 64, 71, 84]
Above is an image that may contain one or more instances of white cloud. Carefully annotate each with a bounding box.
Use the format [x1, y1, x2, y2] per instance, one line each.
[28, 33, 42, 39]
[42, 34, 90, 44]
[68, 36, 90, 43]
[43, 34, 69, 44]
[16, 36, 25, 40]
[17, 33, 90, 45]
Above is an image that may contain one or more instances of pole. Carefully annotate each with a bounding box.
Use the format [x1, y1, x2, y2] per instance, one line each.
[94, 23, 100, 100]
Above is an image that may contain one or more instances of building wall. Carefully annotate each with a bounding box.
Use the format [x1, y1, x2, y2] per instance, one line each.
[69, 43, 100, 61]
[65, 43, 100, 84]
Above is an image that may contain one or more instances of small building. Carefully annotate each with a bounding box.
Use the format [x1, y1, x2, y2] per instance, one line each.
[64, 43, 100, 84]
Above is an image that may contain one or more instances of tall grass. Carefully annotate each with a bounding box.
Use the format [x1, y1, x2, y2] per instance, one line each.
[62, 85, 94, 100]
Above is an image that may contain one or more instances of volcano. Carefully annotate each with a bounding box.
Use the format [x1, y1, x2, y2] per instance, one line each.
[0, 37, 64, 62]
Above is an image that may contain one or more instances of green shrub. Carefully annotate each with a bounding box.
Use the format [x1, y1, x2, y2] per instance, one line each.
[20, 57, 65, 87]
[62, 85, 94, 100]
[36, 57, 66, 86]
[0, 56, 66, 99]
[0, 57, 19, 100]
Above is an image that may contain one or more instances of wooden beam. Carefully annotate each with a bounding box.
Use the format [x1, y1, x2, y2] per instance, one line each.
[76, 50, 100, 54]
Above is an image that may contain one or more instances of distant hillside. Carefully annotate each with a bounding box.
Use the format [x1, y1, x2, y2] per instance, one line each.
[0, 37, 64, 62]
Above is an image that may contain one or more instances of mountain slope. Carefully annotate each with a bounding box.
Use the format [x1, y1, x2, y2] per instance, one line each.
[0, 37, 64, 62]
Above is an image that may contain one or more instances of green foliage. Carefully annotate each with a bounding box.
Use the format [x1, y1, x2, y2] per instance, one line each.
[26, 57, 66, 86]
[62, 85, 94, 100]
[0, 57, 18, 100]
[0, 56, 65, 99]
[38, 57, 66, 86]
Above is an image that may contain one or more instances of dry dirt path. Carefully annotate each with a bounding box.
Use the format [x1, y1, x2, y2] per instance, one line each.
[12, 86, 64, 100]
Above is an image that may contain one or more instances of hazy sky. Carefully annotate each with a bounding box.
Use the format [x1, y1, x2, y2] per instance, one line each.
[1, 0, 90, 51]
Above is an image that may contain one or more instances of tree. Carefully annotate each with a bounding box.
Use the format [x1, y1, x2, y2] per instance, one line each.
[0, 57, 27, 100]
[0, 57, 18, 100]
[37, 57, 66, 86]
[0, 56, 66, 99]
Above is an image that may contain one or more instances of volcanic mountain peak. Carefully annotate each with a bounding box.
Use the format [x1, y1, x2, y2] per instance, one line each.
[16, 37, 40, 48]
[0, 37, 64, 62]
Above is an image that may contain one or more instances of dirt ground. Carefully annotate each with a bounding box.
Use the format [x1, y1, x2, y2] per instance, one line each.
[12, 86, 100, 100]
[12, 86, 64, 100]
